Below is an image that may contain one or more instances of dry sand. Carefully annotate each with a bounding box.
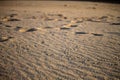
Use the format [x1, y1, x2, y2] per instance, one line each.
[0, 1, 120, 80]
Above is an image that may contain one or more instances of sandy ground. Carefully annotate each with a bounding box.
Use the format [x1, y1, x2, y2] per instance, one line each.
[0, 1, 120, 80]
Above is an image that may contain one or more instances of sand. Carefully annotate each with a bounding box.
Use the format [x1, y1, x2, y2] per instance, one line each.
[0, 1, 120, 80]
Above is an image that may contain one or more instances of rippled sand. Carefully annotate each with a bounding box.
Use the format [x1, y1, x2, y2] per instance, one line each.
[0, 1, 120, 80]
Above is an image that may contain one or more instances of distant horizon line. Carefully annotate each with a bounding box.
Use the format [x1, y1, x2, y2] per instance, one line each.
[0, 0, 119, 3]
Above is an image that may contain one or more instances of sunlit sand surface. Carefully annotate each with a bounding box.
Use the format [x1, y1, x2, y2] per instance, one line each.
[0, 1, 120, 80]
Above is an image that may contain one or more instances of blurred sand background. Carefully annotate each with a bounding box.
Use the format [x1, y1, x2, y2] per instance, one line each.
[0, 1, 120, 80]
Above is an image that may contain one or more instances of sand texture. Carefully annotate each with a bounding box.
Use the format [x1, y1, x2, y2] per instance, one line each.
[0, 1, 120, 80]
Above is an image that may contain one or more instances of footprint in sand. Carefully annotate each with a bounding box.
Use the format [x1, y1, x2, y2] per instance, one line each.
[54, 19, 62, 21]
[48, 13, 63, 17]
[9, 13, 18, 17]
[5, 25, 12, 27]
[63, 17, 67, 19]
[110, 22, 120, 25]
[75, 32, 88, 34]
[60, 21, 80, 30]
[107, 32, 120, 36]
[26, 16, 37, 19]
[63, 23, 78, 28]
[0, 36, 13, 42]
[0, 22, 12, 27]
[31, 16, 36, 19]
[26, 28, 38, 32]
[87, 7, 96, 9]
[1, 17, 10, 22]
[56, 14, 67, 19]
[15, 26, 25, 32]
[64, 4, 68, 7]
[69, 24, 78, 27]
[99, 16, 108, 19]
[2, 17, 20, 22]
[15, 26, 44, 33]
[44, 17, 55, 21]
[8, 18, 20, 21]
[57, 14, 63, 17]
[44, 26, 53, 29]
[99, 16, 108, 21]
[1, 14, 20, 22]
[60, 27, 71, 30]
[15, 27, 37, 32]
[91, 33, 103, 36]
[75, 20, 83, 23]
[0, 22, 2, 25]
[86, 16, 109, 22]
[87, 18, 101, 22]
